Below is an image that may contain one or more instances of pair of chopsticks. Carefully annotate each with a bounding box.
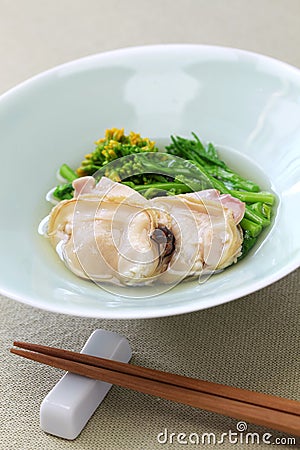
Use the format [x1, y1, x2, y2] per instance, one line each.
[11, 341, 300, 436]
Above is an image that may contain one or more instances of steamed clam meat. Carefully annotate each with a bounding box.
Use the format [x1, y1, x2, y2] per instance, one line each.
[41, 176, 245, 286]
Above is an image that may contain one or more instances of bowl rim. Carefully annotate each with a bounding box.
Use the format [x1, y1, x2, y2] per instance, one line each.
[2, 43, 300, 101]
[1, 43, 300, 318]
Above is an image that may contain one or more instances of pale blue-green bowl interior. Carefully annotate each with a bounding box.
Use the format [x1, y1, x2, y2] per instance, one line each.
[0, 45, 299, 318]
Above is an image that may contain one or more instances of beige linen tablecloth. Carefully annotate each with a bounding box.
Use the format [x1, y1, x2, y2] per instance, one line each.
[0, 1, 299, 449]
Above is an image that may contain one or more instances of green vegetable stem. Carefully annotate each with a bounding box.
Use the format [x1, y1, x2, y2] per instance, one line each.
[165, 133, 275, 257]
[51, 129, 276, 259]
[59, 164, 78, 182]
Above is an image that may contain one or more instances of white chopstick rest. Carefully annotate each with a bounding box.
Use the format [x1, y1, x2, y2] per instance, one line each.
[40, 329, 132, 440]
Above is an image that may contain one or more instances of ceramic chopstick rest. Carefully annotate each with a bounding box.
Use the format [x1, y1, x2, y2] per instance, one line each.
[40, 329, 132, 439]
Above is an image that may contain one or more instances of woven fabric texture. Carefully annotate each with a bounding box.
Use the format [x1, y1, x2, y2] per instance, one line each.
[1, 268, 299, 449]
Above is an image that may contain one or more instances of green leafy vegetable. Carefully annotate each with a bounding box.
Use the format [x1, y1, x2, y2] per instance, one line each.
[51, 129, 276, 259]
[77, 127, 158, 177]
[165, 134, 276, 256]
[53, 182, 74, 200]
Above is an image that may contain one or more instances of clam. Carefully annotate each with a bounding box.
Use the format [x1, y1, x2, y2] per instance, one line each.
[150, 190, 244, 283]
[45, 177, 174, 285]
[42, 176, 244, 286]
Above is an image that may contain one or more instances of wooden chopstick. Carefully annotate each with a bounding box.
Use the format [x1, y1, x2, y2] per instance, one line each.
[12, 341, 300, 415]
[11, 341, 300, 436]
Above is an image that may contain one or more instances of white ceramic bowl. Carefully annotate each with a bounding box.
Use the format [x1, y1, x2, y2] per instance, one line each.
[1, 45, 299, 318]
